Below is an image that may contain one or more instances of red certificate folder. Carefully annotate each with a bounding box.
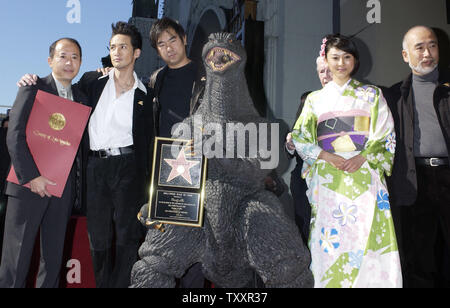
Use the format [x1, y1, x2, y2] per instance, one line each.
[7, 90, 91, 198]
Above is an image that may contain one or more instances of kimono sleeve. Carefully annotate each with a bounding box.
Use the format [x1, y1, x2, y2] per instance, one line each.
[291, 93, 322, 167]
[359, 87, 396, 177]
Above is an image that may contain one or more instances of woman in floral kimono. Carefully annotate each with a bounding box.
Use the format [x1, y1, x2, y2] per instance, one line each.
[292, 35, 402, 288]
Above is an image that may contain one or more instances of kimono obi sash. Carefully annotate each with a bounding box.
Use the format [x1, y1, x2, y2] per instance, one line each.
[317, 110, 370, 153]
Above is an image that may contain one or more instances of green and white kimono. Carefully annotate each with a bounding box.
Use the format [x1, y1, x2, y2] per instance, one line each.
[292, 79, 402, 288]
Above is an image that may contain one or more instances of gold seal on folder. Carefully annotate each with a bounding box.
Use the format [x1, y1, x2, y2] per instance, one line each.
[49, 113, 66, 131]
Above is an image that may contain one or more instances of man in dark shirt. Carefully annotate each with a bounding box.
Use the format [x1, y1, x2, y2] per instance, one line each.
[149, 17, 202, 139]
[148, 17, 205, 288]
[158, 61, 197, 138]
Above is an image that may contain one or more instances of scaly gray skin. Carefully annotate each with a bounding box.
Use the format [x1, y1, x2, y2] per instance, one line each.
[130, 33, 313, 288]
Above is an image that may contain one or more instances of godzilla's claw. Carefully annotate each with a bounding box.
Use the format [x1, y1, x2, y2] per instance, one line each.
[137, 203, 165, 232]
[137, 203, 150, 225]
[146, 221, 166, 232]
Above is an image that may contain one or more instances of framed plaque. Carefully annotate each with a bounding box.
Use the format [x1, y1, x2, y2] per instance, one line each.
[148, 137, 207, 227]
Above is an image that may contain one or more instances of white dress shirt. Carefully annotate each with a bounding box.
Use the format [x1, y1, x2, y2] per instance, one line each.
[88, 69, 146, 151]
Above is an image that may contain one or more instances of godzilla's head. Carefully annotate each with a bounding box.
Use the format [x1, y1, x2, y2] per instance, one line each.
[202, 32, 246, 75]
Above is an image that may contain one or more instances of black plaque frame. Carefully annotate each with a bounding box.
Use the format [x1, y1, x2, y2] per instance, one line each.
[148, 137, 207, 227]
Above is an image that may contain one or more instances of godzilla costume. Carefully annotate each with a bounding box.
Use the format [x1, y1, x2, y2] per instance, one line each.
[130, 33, 313, 288]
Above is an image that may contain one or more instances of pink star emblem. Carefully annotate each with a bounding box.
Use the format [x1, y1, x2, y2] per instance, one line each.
[164, 149, 200, 184]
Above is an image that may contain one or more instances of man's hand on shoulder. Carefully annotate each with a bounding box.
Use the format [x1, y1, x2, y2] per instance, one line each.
[17, 74, 38, 87]
[96, 67, 113, 76]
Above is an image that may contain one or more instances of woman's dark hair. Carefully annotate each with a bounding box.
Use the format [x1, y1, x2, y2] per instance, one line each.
[325, 34, 360, 76]
[111, 21, 143, 50]
[149, 17, 186, 49]
[49, 38, 82, 60]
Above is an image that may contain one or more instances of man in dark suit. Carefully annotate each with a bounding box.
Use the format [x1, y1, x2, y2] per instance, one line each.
[0, 116, 10, 261]
[17, 22, 154, 288]
[386, 25, 450, 287]
[0, 38, 85, 288]
[76, 22, 153, 288]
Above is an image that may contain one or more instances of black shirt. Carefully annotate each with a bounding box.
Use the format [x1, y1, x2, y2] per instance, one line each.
[159, 61, 197, 138]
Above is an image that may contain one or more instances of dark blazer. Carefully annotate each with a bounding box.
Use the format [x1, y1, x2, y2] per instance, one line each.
[77, 71, 154, 201]
[0, 128, 10, 195]
[6, 74, 87, 207]
[385, 67, 450, 206]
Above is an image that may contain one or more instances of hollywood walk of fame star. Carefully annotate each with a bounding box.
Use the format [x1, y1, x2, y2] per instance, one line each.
[164, 148, 200, 185]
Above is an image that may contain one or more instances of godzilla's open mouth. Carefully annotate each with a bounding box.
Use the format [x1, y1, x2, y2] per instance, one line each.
[206, 47, 241, 72]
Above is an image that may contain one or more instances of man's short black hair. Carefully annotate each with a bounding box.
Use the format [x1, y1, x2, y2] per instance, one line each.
[150, 17, 186, 49]
[49, 38, 82, 60]
[111, 21, 143, 50]
[325, 34, 360, 76]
